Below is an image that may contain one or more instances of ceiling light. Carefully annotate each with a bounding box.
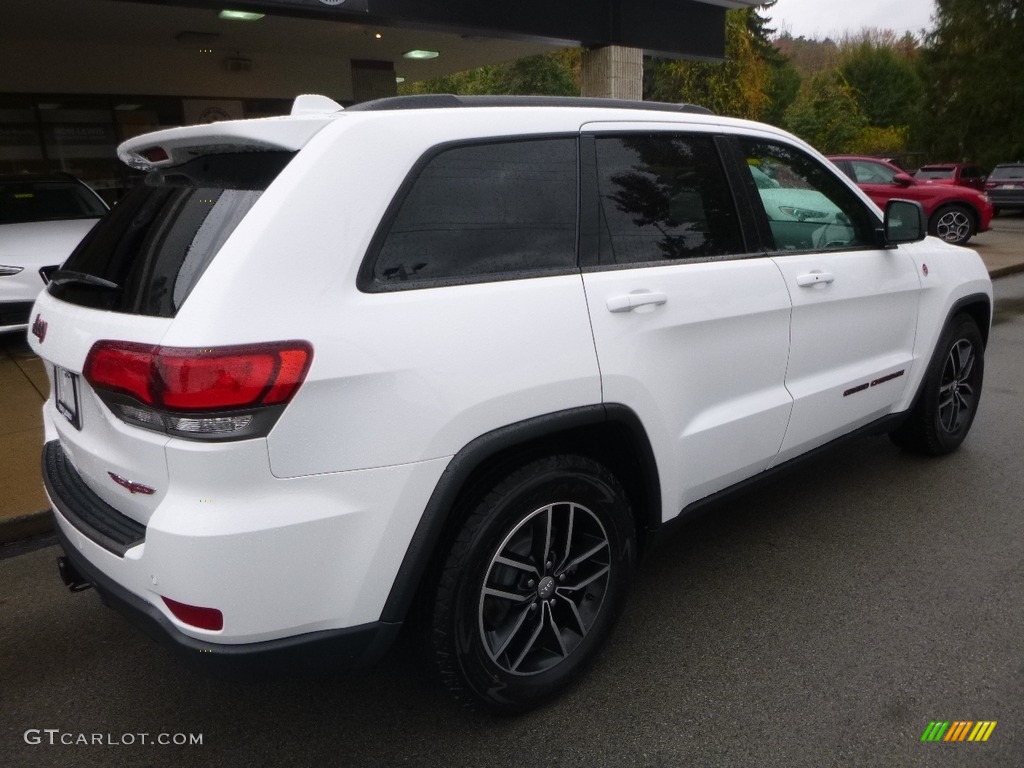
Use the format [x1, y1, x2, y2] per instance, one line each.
[219, 10, 265, 21]
[403, 49, 439, 60]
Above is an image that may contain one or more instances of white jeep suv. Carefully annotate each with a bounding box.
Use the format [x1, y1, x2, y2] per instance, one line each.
[30, 94, 991, 712]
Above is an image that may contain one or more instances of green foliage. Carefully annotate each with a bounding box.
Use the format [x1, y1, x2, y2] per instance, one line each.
[917, 0, 1024, 166]
[399, 51, 580, 97]
[849, 125, 910, 156]
[839, 39, 923, 128]
[762, 60, 801, 127]
[645, 7, 776, 120]
[783, 72, 867, 153]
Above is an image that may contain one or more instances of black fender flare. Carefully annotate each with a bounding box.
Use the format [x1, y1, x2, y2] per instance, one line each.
[378, 403, 660, 623]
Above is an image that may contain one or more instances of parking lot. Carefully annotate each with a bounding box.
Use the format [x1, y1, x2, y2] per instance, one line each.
[3, 268, 1023, 767]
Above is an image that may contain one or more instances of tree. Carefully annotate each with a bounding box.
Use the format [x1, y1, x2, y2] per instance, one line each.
[838, 35, 923, 129]
[645, 5, 778, 119]
[917, 0, 1024, 166]
[400, 50, 580, 97]
[783, 72, 867, 153]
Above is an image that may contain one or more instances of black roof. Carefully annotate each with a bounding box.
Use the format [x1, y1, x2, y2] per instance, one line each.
[346, 94, 713, 116]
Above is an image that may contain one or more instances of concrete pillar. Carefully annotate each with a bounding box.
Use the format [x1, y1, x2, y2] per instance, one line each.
[351, 59, 397, 103]
[580, 46, 643, 100]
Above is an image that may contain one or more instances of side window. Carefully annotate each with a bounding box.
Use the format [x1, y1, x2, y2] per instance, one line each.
[741, 139, 876, 253]
[851, 159, 897, 184]
[593, 134, 744, 265]
[371, 138, 577, 287]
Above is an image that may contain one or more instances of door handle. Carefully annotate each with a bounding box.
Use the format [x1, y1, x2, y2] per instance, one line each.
[796, 271, 835, 287]
[606, 291, 668, 313]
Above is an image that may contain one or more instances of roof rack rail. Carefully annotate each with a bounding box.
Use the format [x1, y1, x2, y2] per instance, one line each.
[346, 94, 713, 115]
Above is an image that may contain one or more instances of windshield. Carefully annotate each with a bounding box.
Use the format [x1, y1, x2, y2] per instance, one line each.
[0, 180, 107, 224]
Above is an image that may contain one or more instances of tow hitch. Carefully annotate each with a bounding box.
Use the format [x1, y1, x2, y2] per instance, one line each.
[57, 555, 92, 592]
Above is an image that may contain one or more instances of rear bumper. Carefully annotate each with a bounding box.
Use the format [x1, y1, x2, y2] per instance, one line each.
[988, 193, 1024, 211]
[54, 520, 400, 673]
[41, 436, 447, 660]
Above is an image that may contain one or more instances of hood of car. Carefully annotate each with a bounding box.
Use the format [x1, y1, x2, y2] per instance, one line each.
[0, 218, 100, 269]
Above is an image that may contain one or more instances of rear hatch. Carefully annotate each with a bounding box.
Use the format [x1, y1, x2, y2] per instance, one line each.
[28, 112, 331, 528]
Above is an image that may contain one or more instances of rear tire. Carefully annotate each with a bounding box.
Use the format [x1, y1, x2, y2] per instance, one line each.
[890, 315, 984, 455]
[929, 204, 975, 245]
[429, 455, 635, 713]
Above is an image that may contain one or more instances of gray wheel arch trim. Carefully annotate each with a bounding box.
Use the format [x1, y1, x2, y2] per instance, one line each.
[378, 404, 660, 624]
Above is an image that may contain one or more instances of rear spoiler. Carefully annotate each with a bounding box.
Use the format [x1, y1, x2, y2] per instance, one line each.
[118, 94, 344, 171]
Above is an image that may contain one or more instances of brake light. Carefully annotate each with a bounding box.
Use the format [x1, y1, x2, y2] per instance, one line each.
[82, 340, 312, 439]
[141, 146, 170, 163]
[84, 341, 312, 411]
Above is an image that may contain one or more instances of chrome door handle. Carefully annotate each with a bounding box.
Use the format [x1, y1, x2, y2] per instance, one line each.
[606, 291, 668, 313]
[796, 271, 835, 287]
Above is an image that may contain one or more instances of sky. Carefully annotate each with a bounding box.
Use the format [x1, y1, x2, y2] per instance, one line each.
[767, 0, 936, 40]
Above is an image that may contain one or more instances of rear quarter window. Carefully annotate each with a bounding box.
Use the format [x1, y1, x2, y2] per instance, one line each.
[364, 137, 578, 290]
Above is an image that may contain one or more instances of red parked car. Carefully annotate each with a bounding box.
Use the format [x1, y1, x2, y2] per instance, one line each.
[914, 163, 987, 192]
[828, 155, 993, 245]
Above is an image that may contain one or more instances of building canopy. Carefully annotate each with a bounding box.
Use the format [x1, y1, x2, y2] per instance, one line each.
[144, 0, 759, 59]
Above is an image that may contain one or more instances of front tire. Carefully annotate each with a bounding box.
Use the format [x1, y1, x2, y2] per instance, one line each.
[930, 204, 975, 245]
[891, 315, 984, 455]
[430, 455, 635, 713]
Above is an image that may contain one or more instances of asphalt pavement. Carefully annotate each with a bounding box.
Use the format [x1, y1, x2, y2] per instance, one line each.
[3, 274, 1023, 767]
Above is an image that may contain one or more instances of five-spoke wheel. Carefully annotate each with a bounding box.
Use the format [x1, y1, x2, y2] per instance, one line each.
[930, 205, 975, 245]
[891, 314, 984, 454]
[429, 455, 635, 712]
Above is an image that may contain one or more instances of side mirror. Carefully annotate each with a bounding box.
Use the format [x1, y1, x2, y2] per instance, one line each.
[892, 172, 915, 187]
[884, 199, 927, 244]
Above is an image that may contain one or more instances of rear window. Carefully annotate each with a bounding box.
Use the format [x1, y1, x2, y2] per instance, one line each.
[0, 180, 106, 224]
[990, 165, 1024, 180]
[49, 152, 292, 317]
[915, 167, 954, 180]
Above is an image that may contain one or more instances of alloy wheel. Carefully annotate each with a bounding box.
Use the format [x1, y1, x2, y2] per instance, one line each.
[478, 501, 611, 676]
[938, 338, 976, 433]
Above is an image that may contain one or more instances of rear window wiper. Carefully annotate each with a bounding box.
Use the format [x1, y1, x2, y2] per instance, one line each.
[48, 269, 120, 290]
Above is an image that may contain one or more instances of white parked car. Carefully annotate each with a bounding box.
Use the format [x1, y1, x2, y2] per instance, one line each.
[31, 95, 992, 712]
[0, 174, 108, 333]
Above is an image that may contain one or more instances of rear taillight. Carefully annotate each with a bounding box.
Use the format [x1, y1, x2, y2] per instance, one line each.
[162, 596, 224, 631]
[83, 340, 312, 439]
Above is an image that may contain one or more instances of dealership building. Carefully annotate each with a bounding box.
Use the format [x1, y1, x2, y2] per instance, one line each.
[1, 0, 755, 201]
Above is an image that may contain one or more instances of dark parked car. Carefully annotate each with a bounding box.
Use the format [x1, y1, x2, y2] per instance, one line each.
[984, 162, 1024, 214]
[829, 155, 993, 245]
[914, 163, 987, 192]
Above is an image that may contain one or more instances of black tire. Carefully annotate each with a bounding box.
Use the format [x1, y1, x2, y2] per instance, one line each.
[429, 455, 635, 713]
[890, 315, 984, 455]
[929, 204, 975, 245]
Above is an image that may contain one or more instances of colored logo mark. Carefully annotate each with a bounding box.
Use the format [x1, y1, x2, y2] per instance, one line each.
[921, 721, 997, 742]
